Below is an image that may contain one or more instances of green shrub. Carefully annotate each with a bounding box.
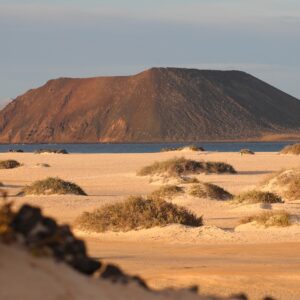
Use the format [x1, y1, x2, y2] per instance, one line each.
[21, 177, 87, 196]
[138, 157, 236, 177]
[151, 185, 183, 198]
[234, 190, 282, 204]
[240, 210, 291, 227]
[190, 182, 233, 200]
[0, 160, 21, 169]
[75, 196, 203, 232]
[280, 144, 300, 155]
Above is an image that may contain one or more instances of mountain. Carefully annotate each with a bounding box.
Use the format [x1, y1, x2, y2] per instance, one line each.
[0, 67, 300, 143]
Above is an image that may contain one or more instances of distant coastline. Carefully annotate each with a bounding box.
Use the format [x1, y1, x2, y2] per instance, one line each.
[0, 141, 297, 153]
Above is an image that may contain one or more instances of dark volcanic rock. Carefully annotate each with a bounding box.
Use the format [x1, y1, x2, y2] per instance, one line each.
[10, 204, 101, 275]
[0, 67, 300, 143]
[100, 263, 149, 289]
[8, 149, 24, 153]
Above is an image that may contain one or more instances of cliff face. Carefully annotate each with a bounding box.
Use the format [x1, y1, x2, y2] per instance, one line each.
[1, 67, 300, 143]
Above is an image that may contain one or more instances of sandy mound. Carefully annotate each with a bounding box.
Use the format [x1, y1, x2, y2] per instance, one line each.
[1, 244, 219, 300]
[235, 222, 300, 232]
[280, 143, 300, 155]
[76, 222, 300, 245]
[76, 224, 234, 244]
[0, 201, 246, 300]
[261, 169, 300, 201]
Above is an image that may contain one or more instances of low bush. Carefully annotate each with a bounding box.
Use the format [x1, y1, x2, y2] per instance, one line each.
[180, 177, 200, 184]
[283, 175, 300, 201]
[21, 177, 87, 196]
[35, 163, 51, 168]
[240, 210, 291, 227]
[280, 144, 300, 155]
[186, 145, 205, 151]
[138, 157, 236, 177]
[35, 149, 68, 154]
[0, 160, 21, 169]
[240, 149, 255, 155]
[160, 147, 178, 152]
[151, 185, 183, 198]
[8, 149, 24, 153]
[234, 190, 282, 204]
[160, 145, 204, 152]
[190, 182, 233, 200]
[76, 196, 203, 232]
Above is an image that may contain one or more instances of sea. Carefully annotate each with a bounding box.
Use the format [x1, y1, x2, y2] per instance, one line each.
[0, 142, 297, 153]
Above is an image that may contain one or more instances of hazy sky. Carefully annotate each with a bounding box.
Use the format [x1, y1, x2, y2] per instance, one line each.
[1, 0, 300, 106]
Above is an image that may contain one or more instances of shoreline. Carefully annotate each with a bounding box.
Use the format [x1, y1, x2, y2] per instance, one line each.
[0, 139, 299, 145]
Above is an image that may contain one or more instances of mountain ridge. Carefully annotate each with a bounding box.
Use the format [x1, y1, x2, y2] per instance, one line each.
[0, 67, 300, 143]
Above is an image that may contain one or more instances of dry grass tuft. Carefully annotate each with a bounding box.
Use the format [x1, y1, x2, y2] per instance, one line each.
[0, 160, 21, 169]
[240, 210, 291, 227]
[180, 177, 200, 184]
[259, 169, 286, 186]
[234, 190, 282, 204]
[0, 188, 14, 239]
[21, 177, 87, 196]
[189, 182, 233, 200]
[35, 163, 51, 168]
[138, 157, 236, 177]
[283, 175, 300, 201]
[280, 144, 300, 155]
[187, 145, 205, 151]
[151, 185, 183, 198]
[76, 196, 203, 232]
[240, 149, 255, 155]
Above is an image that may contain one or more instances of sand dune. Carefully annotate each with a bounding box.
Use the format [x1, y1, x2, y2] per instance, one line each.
[1, 151, 300, 299]
[1, 244, 217, 300]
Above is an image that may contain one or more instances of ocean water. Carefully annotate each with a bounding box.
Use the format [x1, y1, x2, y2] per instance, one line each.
[0, 142, 296, 153]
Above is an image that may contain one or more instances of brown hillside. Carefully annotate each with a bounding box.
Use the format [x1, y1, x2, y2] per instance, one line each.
[0, 67, 300, 143]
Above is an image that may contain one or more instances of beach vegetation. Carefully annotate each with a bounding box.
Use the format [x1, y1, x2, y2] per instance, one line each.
[20, 177, 87, 196]
[240, 149, 255, 155]
[76, 196, 202, 232]
[280, 144, 300, 155]
[180, 177, 200, 184]
[234, 190, 282, 204]
[160, 145, 205, 152]
[138, 157, 236, 177]
[0, 160, 21, 169]
[240, 210, 291, 227]
[151, 185, 183, 198]
[189, 182, 233, 200]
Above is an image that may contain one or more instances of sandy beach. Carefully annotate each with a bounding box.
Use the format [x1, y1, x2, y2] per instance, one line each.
[1, 150, 300, 299]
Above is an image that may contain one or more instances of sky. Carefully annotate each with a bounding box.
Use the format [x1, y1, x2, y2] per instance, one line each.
[1, 0, 300, 107]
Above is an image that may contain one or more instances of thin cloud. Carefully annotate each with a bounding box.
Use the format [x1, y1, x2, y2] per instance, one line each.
[1, 2, 300, 27]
